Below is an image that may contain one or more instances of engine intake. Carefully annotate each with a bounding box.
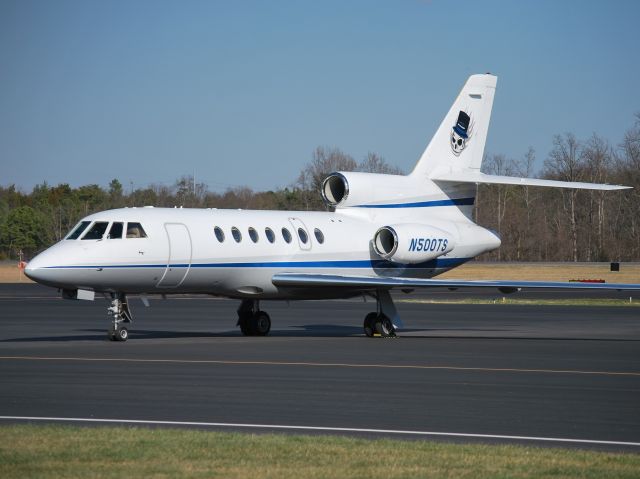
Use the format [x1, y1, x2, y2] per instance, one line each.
[373, 224, 456, 264]
[321, 173, 348, 206]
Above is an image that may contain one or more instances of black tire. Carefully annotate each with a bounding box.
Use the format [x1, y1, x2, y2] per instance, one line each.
[116, 327, 128, 342]
[253, 311, 271, 336]
[376, 315, 395, 337]
[363, 312, 377, 337]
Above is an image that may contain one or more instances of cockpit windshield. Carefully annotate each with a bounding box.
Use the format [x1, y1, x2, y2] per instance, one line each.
[108, 222, 123, 239]
[66, 221, 91, 240]
[82, 221, 109, 240]
[65, 220, 147, 240]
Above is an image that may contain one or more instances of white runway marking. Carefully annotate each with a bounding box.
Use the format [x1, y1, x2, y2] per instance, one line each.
[1, 416, 638, 447]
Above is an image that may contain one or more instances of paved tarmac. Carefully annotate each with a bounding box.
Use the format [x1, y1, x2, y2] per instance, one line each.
[1, 284, 639, 451]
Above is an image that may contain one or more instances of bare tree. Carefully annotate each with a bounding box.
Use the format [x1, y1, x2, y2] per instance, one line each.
[173, 175, 208, 207]
[616, 113, 640, 259]
[297, 147, 357, 191]
[621, 113, 640, 170]
[513, 147, 537, 260]
[581, 134, 612, 260]
[358, 152, 403, 174]
[297, 147, 357, 210]
[544, 133, 583, 261]
[482, 154, 516, 259]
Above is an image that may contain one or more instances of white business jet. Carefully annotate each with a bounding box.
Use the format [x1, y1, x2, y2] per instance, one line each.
[25, 74, 639, 341]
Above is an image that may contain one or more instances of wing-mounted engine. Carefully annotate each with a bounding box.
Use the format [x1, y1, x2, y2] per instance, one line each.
[322, 172, 425, 208]
[373, 223, 456, 264]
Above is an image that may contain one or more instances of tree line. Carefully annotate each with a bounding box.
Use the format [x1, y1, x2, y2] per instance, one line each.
[478, 115, 640, 262]
[1, 117, 638, 262]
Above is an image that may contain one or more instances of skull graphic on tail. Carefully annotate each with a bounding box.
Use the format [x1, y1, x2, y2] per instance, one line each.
[450, 110, 473, 156]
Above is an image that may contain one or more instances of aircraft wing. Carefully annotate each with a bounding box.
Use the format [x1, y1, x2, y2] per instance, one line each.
[430, 171, 631, 191]
[272, 273, 640, 292]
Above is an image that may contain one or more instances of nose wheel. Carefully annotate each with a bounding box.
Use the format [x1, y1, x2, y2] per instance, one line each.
[109, 326, 129, 342]
[107, 293, 132, 342]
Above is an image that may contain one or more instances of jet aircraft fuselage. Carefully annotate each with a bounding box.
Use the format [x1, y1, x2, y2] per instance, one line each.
[27, 206, 499, 299]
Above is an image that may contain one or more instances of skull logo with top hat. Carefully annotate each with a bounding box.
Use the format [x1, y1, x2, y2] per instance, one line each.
[450, 110, 472, 156]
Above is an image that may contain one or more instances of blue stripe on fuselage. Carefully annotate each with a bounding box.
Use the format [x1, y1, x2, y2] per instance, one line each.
[354, 197, 474, 208]
[43, 257, 470, 270]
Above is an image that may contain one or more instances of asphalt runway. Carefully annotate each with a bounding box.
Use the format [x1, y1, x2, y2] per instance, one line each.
[1, 284, 639, 451]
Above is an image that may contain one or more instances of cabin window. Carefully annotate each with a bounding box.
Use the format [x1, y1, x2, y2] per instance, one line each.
[214, 226, 225, 242]
[314, 228, 325, 244]
[126, 222, 147, 238]
[265, 227, 275, 243]
[297, 227, 308, 244]
[281, 227, 292, 243]
[231, 226, 242, 243]
[108, 222, 123, 239]
[66, 221, 91, 240]
[248, 227, 259, 243]
[82, 221, 109, 240]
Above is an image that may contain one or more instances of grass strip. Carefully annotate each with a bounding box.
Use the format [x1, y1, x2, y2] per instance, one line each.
[0, 424, 639, 478]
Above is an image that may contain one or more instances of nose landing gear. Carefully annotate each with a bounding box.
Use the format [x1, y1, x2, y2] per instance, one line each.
[107, 293, 132, 341]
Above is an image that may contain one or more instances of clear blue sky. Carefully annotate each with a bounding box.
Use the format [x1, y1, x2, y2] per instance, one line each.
[1, 0, 638, 193]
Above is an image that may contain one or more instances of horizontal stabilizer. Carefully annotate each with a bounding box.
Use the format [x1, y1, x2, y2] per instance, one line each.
[430, 171, 631, 191]
[272, 273, 640, 291]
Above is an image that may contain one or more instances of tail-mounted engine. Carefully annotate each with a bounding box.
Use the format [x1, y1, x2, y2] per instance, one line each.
[322, 171, 424, 208]
[373, 223, 456, 264]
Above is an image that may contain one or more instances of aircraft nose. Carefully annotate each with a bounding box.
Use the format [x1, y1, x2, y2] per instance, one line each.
[24, 249, 60, 285]
[24, 252, 46, 282]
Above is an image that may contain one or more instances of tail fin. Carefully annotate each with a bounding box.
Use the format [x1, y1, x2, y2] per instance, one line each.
[411, 74, 497, 179]
[413, 73, 629, 192]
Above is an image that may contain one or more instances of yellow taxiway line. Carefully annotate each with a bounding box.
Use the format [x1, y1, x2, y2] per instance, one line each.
[0, 356, 638, 377]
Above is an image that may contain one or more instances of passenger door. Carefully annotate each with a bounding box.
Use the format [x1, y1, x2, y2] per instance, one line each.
[156, 223, 192, 288]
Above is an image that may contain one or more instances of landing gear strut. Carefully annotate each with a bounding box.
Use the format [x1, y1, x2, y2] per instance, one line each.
[107, 292, 132, 341]
[237, 299, 271, 336]
[363, 289, 400, 338]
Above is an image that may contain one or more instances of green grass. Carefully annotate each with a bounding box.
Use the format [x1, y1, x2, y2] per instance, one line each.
[399, 298, 640, 307]
[0, 424, 638, 478]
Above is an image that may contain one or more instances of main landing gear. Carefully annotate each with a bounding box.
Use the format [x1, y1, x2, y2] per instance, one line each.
[107, 292, 132, 341]
[237, 299, 271, 336]
[236, 292, 401, 338]
[363, 289, 400, 338]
